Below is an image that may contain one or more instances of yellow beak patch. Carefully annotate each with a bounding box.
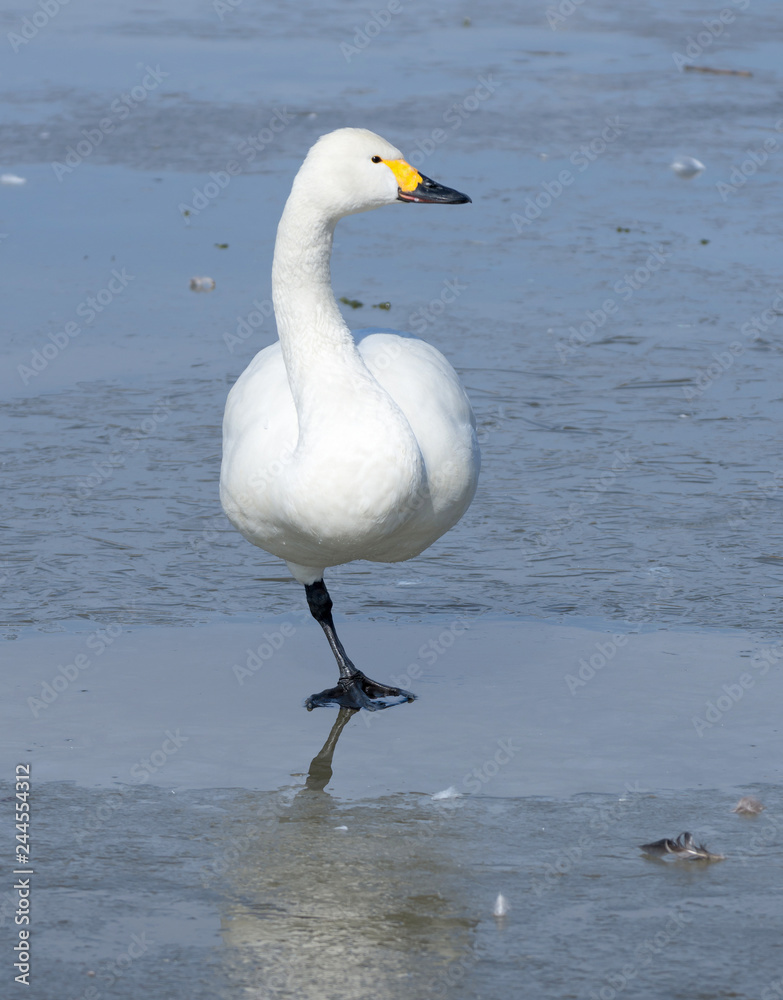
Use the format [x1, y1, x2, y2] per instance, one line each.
[382, 158, 423, 193]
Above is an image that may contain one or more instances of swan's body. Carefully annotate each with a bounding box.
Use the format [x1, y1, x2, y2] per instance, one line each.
[220, 128, 479, 710]
[221, 333, 476, 573]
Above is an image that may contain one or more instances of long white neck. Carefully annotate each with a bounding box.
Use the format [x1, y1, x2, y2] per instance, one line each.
[272, 192, 368, 419]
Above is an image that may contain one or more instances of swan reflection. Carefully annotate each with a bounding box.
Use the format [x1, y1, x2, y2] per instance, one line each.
[214, 709, 476, 998]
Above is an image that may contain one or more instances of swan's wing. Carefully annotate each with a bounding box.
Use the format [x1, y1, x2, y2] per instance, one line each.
[220, 343, 298, 531]
[221, 343, 294, 444]
[356, 330, 479, 516]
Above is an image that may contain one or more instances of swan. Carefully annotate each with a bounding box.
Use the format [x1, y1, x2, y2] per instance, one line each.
[219, 127, 479, 711]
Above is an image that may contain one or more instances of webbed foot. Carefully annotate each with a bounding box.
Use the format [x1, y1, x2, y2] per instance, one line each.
[305, 671, 416, 712]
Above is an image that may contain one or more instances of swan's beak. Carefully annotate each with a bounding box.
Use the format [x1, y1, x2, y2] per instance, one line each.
[383, 158, 471, 205]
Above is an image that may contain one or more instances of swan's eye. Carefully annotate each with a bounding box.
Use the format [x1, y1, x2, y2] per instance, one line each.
[371, 155, 382, 163]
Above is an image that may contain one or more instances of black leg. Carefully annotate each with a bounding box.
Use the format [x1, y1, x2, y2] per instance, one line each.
[303, 579, 417, 712]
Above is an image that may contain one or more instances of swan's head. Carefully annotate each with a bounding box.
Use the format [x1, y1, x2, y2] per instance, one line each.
[292, 127, 471, 219]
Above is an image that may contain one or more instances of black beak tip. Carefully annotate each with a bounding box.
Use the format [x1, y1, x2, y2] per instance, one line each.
[398, 173, 472, 205]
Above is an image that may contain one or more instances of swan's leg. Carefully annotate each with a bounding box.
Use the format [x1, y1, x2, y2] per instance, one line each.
[303, 579, 417, 711]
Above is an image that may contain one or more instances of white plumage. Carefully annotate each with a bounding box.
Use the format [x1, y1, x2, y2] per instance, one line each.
[220, 128, 479, 711]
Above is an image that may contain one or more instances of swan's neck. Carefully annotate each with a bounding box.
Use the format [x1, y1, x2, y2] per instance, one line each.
[272, 195, 363, 416]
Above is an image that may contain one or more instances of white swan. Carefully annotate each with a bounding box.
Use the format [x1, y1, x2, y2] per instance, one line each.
[220, 127, 479, 711]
